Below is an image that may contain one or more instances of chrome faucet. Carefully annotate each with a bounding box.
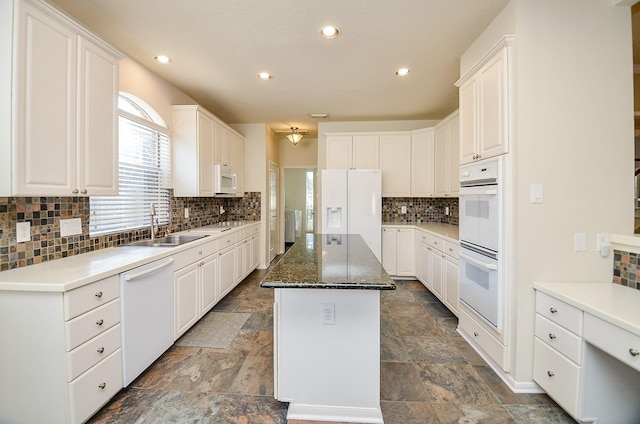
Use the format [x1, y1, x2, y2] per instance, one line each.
[150, 204, 157, 240]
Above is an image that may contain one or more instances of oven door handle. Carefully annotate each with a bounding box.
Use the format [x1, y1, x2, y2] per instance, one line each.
[459, 188, 498, 196]
[459, 252, 498, 270]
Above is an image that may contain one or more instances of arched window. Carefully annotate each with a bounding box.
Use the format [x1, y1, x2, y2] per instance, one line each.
[90, 93, 171, 236]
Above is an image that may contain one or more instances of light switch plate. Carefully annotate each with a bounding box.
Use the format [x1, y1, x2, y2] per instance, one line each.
[574, 232, 587, 252]
[530, 184, 544, 204]
[60, 218, 82, 237]
[16, 222, 30, 243]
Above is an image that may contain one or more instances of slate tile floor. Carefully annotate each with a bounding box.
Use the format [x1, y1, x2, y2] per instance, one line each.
[88, 265, 575, 424]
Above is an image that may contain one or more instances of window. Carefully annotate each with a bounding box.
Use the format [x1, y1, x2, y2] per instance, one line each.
[90, 93, 171, 236]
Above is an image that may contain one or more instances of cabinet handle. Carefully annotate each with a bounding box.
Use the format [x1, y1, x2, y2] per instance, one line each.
[547, 371, 555, 377]
[473, 331, 479, 337]
[96, 319, 104, 326]
[98, 382, 106, 390]
[95, 291, 103, 298]
[80, 189, 88, 195]
[630, 348, 640, 357]
[72, 189, 79, 194]
[548, 333, 556, 340]
[97, 347, 105, 354]
[549, 307, 558, 314]
[199, 251, 203, 255]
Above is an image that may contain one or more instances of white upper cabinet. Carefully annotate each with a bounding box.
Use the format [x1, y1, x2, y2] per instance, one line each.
[1, 0, 121, 196]
[410, 128, 435, 197]
[172, 105, 245, 197]
[457, 36, 512, 165]
[325, 134, 379, 170]
[434, 110, 460, 197]
[380, 133, 411, 197]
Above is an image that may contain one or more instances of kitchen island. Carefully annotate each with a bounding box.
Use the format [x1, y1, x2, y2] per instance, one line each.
[260, 233, 395, 423]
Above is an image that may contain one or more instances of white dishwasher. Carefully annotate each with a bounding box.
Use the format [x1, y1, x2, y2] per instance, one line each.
[120, 257, 174, 386]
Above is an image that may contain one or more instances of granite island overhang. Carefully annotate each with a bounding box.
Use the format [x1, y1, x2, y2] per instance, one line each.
[260, 234, 395, 424]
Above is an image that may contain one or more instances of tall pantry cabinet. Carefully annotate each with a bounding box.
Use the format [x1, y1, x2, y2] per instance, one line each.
[1, 0, 122, 197]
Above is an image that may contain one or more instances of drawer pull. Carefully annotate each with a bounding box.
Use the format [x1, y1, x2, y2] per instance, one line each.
[473, 331, 479, 337]
[96, 319, 104, 326]
[199, 251, 203, 255]
[549, 307, 558, 314]
[95, 291, 103, 298]
[630, 349, 640, 357]
[97, 347, 105, 354]
[98, 382, 106, 390]
[547, 371, 555, 377]
[548, 333, 557, 340]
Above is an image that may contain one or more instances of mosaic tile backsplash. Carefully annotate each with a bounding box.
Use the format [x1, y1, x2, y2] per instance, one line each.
[382, 197, 458, 226]
[613, 249, 640, 290]
[0, 192, 261, 271]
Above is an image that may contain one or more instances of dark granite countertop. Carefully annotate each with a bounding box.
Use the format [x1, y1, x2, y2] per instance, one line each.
[260, 234, 396, 290]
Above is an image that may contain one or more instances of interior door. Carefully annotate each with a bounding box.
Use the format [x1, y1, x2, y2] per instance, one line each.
[269, 162, 278, 263]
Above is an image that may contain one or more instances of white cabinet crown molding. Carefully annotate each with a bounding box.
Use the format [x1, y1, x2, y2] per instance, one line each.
[455, 35, 515, 88]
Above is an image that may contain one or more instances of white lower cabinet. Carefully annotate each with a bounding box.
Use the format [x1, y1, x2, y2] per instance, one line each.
[0, 275, 122, 424]
[218, 244, 237, 299]
[381, 227, 414, 277]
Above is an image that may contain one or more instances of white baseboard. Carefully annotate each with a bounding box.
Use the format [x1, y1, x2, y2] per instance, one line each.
[286, 403, 384, 424]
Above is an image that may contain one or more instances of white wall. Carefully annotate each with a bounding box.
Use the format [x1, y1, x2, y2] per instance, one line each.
[462, 0, 634, 386]
[279, 137, 318, 168]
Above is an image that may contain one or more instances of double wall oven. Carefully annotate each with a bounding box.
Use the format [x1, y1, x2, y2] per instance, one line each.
[458, 157, 503, 331]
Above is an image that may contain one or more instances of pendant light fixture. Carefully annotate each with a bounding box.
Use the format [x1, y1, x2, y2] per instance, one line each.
[287, 127, 304, 145]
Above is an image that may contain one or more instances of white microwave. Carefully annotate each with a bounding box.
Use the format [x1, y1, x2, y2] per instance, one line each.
[214, 164, 237, 195]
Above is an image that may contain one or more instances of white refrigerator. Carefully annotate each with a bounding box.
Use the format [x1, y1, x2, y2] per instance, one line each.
[320, 169, 382, 262]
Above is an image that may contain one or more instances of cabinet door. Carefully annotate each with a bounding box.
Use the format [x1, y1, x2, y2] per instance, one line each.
[430, 250, 444, 298]
[458, 77, 478, 165]
[200, 254, 218, 315]
[434, 124, 449, 197]
[380, 134, 411, 197]
[479, 49, 509, 159]
[421, 244, 432, 288]
[352, 135, 380, 169]
[16, 3, 77, 195]
[212, 119, 224, 165]
[447, 113, 460, 196]
[234, 133, 245, 196]
[218, 246, 236, 298]
[251, 235, 260, 270]
[174, 263, 199, 339]
[77, 37, 119, 196]
[326, 135, 352, 169]
[444, 255, 458, 315]
[381, 228, 397, 275]
[396, 229, 415, 276]
[197, 112, 216, 196]
[411, 129, 435, 197]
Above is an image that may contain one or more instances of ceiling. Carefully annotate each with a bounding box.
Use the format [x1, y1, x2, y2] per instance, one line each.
[49, 0, 510, 137]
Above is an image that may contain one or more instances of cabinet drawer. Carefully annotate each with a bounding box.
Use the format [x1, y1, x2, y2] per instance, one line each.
[250, 224, 260, 236]
[584, 313, 640, 373]
[444, 240, 459, 258]
[535, 314, 583, 365]
[65, 299, 120, 351]
[418, 231, 429, 245]
[536, 291, 583, 336]
[219, 233, 235, 249]
[68, 349, 122, 424]
[64, 275, 119, 320]
[428, 235, 444, 251]
[458, 306, 507, 370]
[173, 240, 219, 270]
[533, 338, 581, 418]
[66, 323, 121, 382]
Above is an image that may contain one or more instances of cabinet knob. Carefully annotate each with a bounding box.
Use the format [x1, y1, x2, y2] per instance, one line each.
[199, 251, 203, 255]
[548, 333, 556, 340]
[97, 347, 105, 354]
[473, 331, 479, 337]
[547, 371, 555, 377]
[95, 291, 103, 298]
[98, 382, 106, 390]
[80, 189, 88, 195]
[96, 319, 104, 326]
[549, 307, 558, 314]
[629, 348, 640, 357]
[72, 189, 79, 194]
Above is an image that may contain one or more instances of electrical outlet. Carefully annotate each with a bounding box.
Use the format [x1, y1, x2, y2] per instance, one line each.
[445, 207, 450, 215]
[16, 222, 30, 243]
[60, 218, 82, 237]
[184, 208, 189, 218]
[401, 206, 407, 214]
[321, 303, 335, 325]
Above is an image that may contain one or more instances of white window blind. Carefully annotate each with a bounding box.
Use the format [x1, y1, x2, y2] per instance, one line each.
[90, 112, 171, 236]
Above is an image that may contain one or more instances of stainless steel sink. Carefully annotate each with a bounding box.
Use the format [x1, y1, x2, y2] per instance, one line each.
[124, 234, 208, 247]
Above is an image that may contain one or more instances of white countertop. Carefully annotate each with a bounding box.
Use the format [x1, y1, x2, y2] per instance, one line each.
[534, 281, 640, 337]
[382, 222, 459, 242]
[0, 222, 260, 293]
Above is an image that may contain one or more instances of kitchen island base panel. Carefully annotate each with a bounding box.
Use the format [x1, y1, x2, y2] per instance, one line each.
[275, 288, 383, 423]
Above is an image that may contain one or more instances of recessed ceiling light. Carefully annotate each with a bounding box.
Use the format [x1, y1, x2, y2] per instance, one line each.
[395, 68, 410, 77]
[320, 26, 340, 39]
[154, 55, 171, 64]
[258, 72, 272, 80]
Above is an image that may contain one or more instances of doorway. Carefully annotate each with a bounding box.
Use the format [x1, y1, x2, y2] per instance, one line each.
[269, 161, 279, 264]
[284, 168, 316, 250]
